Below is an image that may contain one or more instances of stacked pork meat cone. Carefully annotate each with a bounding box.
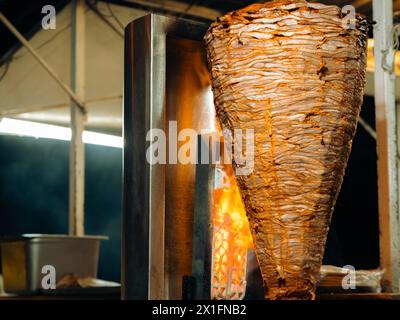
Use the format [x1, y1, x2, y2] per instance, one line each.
[205, 0, 368, 300]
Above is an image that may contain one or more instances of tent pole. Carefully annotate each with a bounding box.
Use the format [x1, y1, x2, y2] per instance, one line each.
[69, 0, 86, 236]
[373, 0, 400, 293]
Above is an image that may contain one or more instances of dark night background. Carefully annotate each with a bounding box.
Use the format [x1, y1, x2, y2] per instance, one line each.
[0, 96, 379, 283]
[0, 138, 122, 282]
[323, 95, 379, 269]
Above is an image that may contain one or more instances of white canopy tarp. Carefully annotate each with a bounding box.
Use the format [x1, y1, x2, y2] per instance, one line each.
[0, 3, 147, 134]
[0, 2, 397, 136]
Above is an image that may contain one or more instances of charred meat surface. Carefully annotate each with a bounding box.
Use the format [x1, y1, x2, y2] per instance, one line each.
[205, 0, 368, 300]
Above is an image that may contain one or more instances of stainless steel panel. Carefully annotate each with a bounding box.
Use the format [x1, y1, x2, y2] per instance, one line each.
[123, 14, 213, 300]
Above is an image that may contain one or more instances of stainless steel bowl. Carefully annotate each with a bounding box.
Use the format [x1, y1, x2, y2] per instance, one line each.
[0, 234, 108, 294]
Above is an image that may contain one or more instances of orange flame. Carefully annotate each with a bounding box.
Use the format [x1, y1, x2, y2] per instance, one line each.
[211, 164, 253, 300]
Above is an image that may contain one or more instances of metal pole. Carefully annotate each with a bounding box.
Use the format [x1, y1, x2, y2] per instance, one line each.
[69, 0, 86, 236]
[0, 12, 85, 113]
[192, 136, 214, 300]
[373, 0, 400, 293]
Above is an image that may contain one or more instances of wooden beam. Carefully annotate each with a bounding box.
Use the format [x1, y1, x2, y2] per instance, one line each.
[352, 0, 371, 8]
[69, 0, 86, 236]
[373, 0, 400, 293]
[121, 0, 221, 20]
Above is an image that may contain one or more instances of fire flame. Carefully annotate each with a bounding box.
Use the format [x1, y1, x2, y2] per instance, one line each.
[211, 164, 253, 300]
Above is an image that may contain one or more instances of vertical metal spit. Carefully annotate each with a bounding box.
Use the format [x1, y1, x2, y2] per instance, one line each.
[190, 135, 215, 300]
